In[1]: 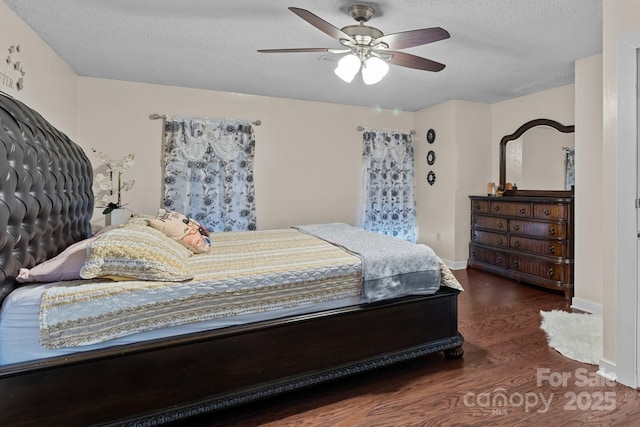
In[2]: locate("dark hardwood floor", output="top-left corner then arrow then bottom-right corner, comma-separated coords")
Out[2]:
173,269 -> 640,426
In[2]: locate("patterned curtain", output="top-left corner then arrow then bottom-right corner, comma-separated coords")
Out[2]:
565,148 -> 575,191
358,129 -> 417,242
162,117 -> 257,232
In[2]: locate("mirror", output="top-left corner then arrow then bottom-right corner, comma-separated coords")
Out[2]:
499,118 -> 575,197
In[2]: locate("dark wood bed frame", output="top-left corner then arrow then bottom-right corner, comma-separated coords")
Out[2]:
0,92 -> 463,426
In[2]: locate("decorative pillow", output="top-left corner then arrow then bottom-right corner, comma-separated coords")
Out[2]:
439,258 -> 464,291
80,223 -> 193,282
149,210 -> 211,253
16,236 -> 98,283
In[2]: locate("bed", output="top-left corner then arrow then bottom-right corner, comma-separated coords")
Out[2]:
0,92 -> 463,426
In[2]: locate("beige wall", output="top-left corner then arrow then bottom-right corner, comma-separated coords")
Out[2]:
452,101 -> 493,263
77,77 -> 415,231
0,1 -> 78,138
414,101 -> 456,261
413,100 -> 491,266
574,54 -> 604,311
77,84 -> 495,268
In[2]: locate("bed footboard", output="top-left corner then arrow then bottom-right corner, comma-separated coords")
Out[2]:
0,287 -> 462,427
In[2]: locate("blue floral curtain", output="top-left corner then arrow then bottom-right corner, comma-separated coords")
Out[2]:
358,129 -> 417,242
162,117 -> 257,232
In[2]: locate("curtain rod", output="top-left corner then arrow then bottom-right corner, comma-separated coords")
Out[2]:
149,114 -> 261,126
357,126 -> 416,135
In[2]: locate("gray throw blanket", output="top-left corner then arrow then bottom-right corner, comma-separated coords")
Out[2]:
294,223 -> 441,301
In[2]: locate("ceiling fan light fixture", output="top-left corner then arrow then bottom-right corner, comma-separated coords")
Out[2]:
361,56 -> 389,85
334,53 -> 361,83
260,7 -> 449,84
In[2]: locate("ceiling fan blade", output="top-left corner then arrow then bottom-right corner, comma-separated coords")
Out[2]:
288,7 -> 355,43
386,51 -> 446,72
375,27 -> 450,50
258,48 -> 335,53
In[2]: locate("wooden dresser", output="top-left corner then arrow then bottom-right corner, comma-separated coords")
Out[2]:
468,195 -> 574,300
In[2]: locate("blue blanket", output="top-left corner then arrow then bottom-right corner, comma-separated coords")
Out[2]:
294,223 -> 441,301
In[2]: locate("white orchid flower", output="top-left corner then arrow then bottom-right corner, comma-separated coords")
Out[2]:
94,173 -> 113,191
121,179 -> 136,192
92,149 -> 136,210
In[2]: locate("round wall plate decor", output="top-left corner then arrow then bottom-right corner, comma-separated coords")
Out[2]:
427,128 -> 436,144
427,150 -> 436,165
427,170 -> 436,186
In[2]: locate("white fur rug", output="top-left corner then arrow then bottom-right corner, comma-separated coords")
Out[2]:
540,310 -> 603,365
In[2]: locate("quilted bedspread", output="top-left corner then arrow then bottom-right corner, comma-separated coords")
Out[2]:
39,229 -> 362,349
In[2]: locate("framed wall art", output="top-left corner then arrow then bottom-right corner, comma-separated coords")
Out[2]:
426,128 -> 436,144
427,150 -> 436,166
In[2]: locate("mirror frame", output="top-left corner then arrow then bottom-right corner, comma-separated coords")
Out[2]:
499,118 -> 575,197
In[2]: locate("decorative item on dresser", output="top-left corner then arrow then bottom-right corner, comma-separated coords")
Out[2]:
468,195 -> 574,300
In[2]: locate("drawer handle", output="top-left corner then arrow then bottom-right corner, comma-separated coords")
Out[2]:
498,238 -> 504,245
549,246 -> 556,254
498,222 -> 504,229
473,232 -> 477,241
475,204 -> 481,210
548,228 -> 555,236
494,205 -> 500,212
512,259 -> 519,268
513,224 -> 520,231
496,256 -> 502,264
519,208 -> 526,215
513,240 -> 520,248
547,268 -> 554,277
544,208 -> 551,216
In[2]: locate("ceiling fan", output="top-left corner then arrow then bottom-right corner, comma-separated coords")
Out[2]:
258,5 -> 450,85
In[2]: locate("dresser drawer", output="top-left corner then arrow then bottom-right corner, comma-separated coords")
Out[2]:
472,200 -> 489,214
472,215 -> 507,232
508,256 -> 567,282
509,235 -> 567,257
489,201 -> 531,217
533,203 -> 569,220
469,246 -> 507,269
471,230 -> 508,248
510,219 -> 566,239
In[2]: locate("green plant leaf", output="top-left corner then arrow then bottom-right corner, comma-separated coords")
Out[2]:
102,202 -> 120,215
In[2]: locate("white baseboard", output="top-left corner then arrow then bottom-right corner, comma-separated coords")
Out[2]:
444,259 -> 467,270
570,298 -> 603,315
597,359 -> 617,382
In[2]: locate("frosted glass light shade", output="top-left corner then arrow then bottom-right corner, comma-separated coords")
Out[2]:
334,54 -> 361,83
362,56 -> 389,85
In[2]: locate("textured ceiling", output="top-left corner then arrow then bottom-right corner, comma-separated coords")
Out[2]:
4,0 -> 602,111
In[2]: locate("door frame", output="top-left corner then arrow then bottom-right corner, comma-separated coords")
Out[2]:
616,30 -> 640,388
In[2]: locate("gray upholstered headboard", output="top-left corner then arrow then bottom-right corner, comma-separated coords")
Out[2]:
0,92 -> 93,302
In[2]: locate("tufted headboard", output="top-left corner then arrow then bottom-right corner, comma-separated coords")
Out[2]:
0,92 -> 93,302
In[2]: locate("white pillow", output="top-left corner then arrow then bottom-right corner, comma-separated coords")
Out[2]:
16,236 -> 97,283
